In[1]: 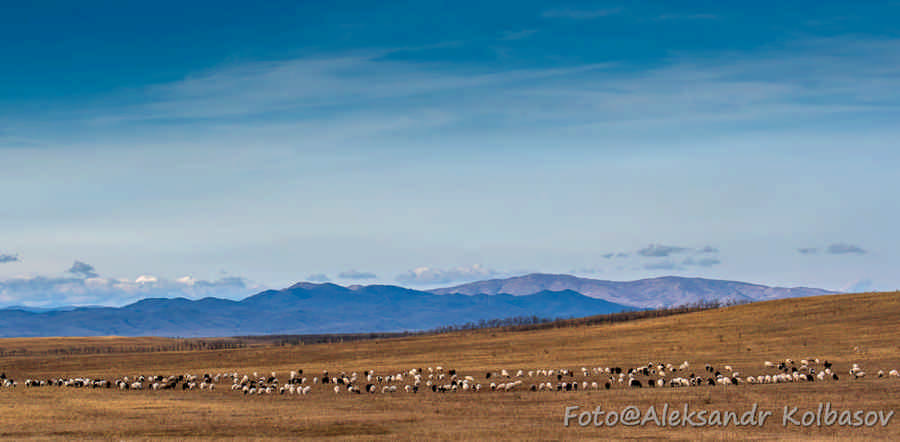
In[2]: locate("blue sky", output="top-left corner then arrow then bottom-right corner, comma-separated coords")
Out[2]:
1,1 -> 899,306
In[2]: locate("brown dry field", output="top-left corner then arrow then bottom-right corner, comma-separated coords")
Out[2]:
1,291 -> 899,441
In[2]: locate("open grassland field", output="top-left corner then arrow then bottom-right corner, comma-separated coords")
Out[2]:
1,291 -> 899,440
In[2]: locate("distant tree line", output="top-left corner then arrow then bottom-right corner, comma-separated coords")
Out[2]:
232,332 -> 422,346
0,339 -> 248,357
424,299 -> 748,334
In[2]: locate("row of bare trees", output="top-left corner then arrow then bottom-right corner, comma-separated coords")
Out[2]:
426,299 -> 747,333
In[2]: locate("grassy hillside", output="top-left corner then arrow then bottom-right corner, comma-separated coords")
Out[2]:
1,291 -> 898,440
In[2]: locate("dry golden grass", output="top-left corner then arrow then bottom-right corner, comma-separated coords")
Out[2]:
1,291 -> 899,440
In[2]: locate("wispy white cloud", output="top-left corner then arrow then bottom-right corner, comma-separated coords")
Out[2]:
67,260 -> 98,278
306,273 -> 330,282
798,243 -> 868,255
0,261 -> 260,307
14,36 -> 894,151
395,264 -> 497,285
89,54 -> 612,125
637,244 -> 691,257
826,243 -> 867,255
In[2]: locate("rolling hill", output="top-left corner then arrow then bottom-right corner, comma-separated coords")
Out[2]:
430,273 -> 836,307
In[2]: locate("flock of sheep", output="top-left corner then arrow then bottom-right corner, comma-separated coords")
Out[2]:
3,358 -> 899,396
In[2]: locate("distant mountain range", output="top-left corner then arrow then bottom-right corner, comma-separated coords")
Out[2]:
0,274 -> 836,338
0,282 -> 631,338
430,274 -> 835,308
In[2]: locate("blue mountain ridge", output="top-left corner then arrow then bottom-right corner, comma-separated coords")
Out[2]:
0,282 -> 632,338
